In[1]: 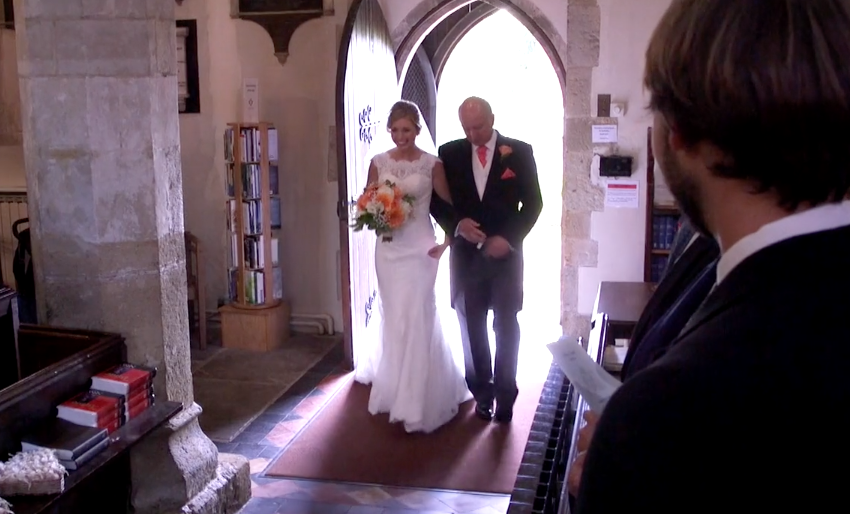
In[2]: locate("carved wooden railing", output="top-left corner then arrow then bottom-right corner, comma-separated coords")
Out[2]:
233,0 -> 334,65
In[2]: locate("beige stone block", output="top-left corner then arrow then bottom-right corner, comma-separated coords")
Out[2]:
144,0 -> 177,19
86,78 -> 156,152
565,117 -> 594,153
561,263 -> 579,308
17,0 -> 83,20
562,237 -> 598,268
566,4 -> 600,68
91,156 -> 159,241
562,210 -> 592,238
565,67 -> 592,117
564,150 -> 593,181
151,76 -> 181,148
562,313 -> 592,342
54,19 -> 152,76
82,0 -> 148,18
21,76 -> 90,148
563,151 -> 605,211
568,182 -> 604,213
13,19 -> 56,77
150,18 -> 178,76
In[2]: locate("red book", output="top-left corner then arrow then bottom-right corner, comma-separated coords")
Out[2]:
124,399 -> 151,423
56,389 -> 123,426
90,364 -> 156,396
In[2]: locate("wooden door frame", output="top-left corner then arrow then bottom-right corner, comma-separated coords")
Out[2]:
335,0 -> 363,370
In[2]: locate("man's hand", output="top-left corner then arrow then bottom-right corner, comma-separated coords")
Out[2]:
483,235 -> 512,259
457,218 -> 486,244
567,410 -> 601,496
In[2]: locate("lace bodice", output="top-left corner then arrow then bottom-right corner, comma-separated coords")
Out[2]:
373,152 -> 438,237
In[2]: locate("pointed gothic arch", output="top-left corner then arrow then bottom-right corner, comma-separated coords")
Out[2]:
389,0 -> 602,339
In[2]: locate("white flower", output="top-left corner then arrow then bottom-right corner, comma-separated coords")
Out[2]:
377,184 -> 393,197
366,200 -> 384,215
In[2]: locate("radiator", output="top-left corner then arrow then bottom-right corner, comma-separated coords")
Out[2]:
0,192 -> 28,288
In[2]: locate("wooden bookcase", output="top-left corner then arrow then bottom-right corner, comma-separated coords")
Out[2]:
644,126 -> 682,283
219,122 -> 289,351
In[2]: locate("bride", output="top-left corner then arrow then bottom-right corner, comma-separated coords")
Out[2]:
354,100 -> 471,433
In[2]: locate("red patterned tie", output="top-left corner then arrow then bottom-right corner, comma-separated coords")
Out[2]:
476,145 -> 487,166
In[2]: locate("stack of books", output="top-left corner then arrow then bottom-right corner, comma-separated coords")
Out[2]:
15,363 -> 157,472
89,363 -> 156,424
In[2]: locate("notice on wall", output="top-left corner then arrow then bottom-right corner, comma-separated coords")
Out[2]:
604,180 -> 640,209
242,78 -> 260,123
592,124 -> 618,144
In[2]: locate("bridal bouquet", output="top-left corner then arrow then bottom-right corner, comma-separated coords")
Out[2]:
351,180 -> 415,241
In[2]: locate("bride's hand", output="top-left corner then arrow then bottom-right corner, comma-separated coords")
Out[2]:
427,243 -> 448,259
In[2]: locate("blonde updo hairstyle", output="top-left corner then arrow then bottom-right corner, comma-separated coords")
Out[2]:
387,100 -> 422,134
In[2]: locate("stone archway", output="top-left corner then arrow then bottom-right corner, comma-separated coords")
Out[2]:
391,0 -> 603,339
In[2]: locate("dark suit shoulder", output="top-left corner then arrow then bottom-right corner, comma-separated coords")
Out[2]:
497,135 -> 532,152
575,362 -> 713,513
438,139 -> 466,155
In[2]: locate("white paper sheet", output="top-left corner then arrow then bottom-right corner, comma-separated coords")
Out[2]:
547,336 -> 622,413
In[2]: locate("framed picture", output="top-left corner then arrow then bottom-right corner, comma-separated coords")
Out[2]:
176,20 -> 201,114
2,0 -> 14,29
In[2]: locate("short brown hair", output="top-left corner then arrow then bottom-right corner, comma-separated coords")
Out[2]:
387,100 -> 422,132
644,0 -> 850,209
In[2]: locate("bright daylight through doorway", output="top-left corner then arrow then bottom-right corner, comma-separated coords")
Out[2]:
433,9 -> 564,374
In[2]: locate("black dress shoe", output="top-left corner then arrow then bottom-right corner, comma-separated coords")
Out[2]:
495,408 -> 513,423
475,402 -> 494,421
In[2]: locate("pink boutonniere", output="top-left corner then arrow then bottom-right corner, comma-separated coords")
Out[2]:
498,145 -> 513,159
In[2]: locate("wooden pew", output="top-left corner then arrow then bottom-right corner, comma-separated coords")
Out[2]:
0,325 -> 181,514
557,281 -> 654,514
0,287 -> 19,390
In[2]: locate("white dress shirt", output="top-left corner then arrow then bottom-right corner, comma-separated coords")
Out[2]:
472,131 -> 499,199
717,199 -> 850,283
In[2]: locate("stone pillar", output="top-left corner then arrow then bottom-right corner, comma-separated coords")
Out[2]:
13,0 -> 249,512
562,0 -> 602,340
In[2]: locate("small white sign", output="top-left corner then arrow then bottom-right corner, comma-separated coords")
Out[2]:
242,78 -> 260,123
592,124 -> 618,144
604,180 -> 640,209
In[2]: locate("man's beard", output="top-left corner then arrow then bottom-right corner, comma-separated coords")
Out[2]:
658,144 -> 712,238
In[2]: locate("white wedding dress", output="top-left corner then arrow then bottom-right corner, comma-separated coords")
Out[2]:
354,151 -> 471,433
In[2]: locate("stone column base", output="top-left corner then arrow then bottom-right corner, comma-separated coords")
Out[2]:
132,403 -> 251,513
182,453 -> 251,514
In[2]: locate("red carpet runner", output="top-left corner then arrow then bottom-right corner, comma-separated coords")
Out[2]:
265,373 -> 547,493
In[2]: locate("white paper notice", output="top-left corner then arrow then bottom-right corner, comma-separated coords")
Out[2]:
242,78 -> 260,123
604,180 -> 640,209
547,336 -> 622,413
592,124 -> 618,144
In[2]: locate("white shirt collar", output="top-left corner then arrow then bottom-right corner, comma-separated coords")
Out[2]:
479,130 -> 498,153
717,200 -> 850,283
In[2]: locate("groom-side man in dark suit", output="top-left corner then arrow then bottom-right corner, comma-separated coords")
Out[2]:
430,97 -> 543,423
576,1 -> 850,511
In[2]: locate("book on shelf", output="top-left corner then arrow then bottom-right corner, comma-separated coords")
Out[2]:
60,438 -> 109,471
21,418 -> 107,462
224,126 -> 278,163
223,122 -> 284,306
90,363 -> 156,396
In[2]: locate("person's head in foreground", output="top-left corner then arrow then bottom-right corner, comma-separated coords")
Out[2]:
644,0 -> 850,250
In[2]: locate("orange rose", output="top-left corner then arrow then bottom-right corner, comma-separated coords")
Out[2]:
375,190 -> 393,210
387,208 -> 405,228
356,191 -> 370,210
498,145 -> 513,158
